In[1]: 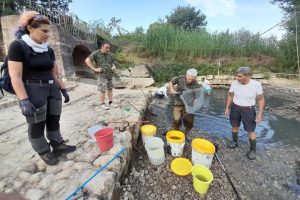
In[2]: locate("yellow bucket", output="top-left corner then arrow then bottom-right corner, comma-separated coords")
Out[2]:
140,124 -> 157,144
191,164 -> 213,195
166,130 -> 185,143
170,158 -> 192,176
192,138 -> 215,168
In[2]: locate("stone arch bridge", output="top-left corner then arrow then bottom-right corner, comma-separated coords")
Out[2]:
0,14 -> 97,79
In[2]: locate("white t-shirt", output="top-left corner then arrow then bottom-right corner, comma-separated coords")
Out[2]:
201,79 -> 211,89
229,79 -> 263,106
156,86 -> 168,98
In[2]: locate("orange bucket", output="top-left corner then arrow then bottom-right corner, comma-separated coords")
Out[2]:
94,128 -> 114,152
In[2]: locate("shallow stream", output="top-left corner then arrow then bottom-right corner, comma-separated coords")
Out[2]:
162,88 -> 300,147
193,88 -> 300,147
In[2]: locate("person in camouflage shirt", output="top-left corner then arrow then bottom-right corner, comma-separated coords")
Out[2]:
169,68 -> 201,136
85,42 -> 117,109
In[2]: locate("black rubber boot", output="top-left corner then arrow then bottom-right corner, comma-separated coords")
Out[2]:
228,132 -> 238,149
50,140 -> 76,156
39,150 -> 59,165
247,139 -> 256,160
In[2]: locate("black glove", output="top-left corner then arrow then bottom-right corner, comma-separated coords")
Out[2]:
19,98 -> 36,116
61,89 -> 70,103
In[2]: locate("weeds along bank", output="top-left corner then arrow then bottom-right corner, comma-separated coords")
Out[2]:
114,24 -> 298,78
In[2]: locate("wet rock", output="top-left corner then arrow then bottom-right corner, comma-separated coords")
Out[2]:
273,180 -> 282,190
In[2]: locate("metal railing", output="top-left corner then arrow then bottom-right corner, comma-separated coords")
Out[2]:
22,2 -> 97,42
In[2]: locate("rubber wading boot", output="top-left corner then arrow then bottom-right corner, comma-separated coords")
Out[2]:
228,132 -> 238,149
39,151 -> 59,165
50,140 -> 76,156
247,139 -> 256,160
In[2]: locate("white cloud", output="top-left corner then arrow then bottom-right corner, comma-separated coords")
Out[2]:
184,0 -> 237,17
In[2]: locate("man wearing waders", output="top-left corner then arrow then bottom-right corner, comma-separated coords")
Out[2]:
8,11 -> 76,165
224,67 -> 265,160
169,68 -> 201,139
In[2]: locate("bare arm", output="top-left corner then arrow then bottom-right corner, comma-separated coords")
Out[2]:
51,63 -> 65,89
8,61 -> 28,100
85,57 -> 101,72
256,94 -> 265,123
224,92 -> 234,116
111,63 -> 117,72
168,80 -> 177,95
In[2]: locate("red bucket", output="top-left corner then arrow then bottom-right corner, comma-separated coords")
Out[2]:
94,128 -> 114,152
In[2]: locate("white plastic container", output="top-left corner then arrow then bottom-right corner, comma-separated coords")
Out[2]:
140,124 -> 157,145
145,137 -> 165,165
87,125 -> 103,140
192,138 -> 216,168
169,142 -> 185,157
166,130 -> 185,157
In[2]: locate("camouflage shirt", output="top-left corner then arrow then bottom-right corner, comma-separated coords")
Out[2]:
89,50 -> 115,79
172,75 -> 201,106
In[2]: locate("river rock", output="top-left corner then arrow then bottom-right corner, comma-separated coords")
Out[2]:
84,171 -> 115,196
25,189 -> 45,200
38,174 -> 54,189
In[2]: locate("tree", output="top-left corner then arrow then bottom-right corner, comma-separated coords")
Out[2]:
134,26 -> 144,34
272,0 -> 298,13
165,5 -> 207,31
107,17 -> 128,36
272,0 -> 299,33
37,0 -> 73,13
0,0 -> 72,17
0,0 -> 31,16
272,0 -> 300,74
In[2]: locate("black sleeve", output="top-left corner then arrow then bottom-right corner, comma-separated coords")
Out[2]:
7,40 -> 25,62
48,47 -> 56,61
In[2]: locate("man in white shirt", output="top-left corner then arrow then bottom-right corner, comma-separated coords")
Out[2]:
224,67 -> 265,160
155,83 -> 168,99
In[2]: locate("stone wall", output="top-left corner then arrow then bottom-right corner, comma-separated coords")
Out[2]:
0,14 -> 97,79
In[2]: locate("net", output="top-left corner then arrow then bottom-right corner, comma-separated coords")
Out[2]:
180,88 -> 205,114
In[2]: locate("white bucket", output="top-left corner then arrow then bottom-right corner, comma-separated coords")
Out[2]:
192,149 -> 214,168
145,137 -> 165,165
191,139 -> 215,169
168,141 -> 185,157
142,135 -> 154,145
87,125 -> 103,140
166,130 -> 185,157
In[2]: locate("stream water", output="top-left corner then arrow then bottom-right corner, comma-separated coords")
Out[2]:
193,88 -> 300,147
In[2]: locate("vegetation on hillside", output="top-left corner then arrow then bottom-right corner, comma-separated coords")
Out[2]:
1,2 -> 299,83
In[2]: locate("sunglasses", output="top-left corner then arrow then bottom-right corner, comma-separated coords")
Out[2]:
28,14 -> 47,25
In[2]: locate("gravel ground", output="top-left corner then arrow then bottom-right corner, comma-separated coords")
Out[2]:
120,87 -> 300,200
